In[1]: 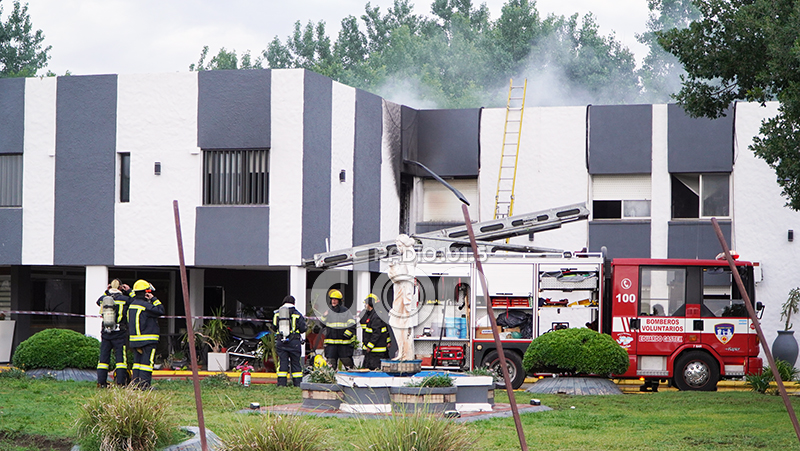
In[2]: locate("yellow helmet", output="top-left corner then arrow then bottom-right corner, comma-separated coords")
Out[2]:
133,279 -> 155,293
366,293 -> 379,306
328,289 -> 343,299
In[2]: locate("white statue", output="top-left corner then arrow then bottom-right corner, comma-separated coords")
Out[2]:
388,234 -> 418,361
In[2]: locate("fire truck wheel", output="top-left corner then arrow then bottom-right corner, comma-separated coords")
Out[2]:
673,351 -> 719,391
483,351 -> 525,389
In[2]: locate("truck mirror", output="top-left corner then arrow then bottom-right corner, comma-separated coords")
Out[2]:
756,301 -> 764,311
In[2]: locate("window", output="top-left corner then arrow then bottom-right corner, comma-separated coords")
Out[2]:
120,153 -> 130,203
0,154 -> 22,207
702,266 -> 752,318
639,267 -> 686,317
203,149 -> 268,205
592,175 -> 651,219
672,174 -> 729,219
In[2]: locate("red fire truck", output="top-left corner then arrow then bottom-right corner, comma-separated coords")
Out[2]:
309,204 -> 763,390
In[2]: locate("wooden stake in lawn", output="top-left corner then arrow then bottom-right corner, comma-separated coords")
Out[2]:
173,200 -> 209,451
711,218 -> 800,445
462,204 -> 528,451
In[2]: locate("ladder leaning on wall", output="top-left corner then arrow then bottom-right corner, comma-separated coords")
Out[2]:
494,78 -> 527,220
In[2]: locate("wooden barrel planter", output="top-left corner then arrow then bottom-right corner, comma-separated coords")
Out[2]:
390,386 -> 457,413
381,359 -> 421,376
300,382 -> 343,410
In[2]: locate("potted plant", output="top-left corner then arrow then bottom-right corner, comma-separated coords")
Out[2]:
199,308 -> 230,372
773,287 -> 800,366
256,332 -> 278,372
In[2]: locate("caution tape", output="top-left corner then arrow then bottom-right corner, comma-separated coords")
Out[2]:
0,310 -> 274,322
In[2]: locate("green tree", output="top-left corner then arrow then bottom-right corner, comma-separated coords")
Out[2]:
0,0 -> 50,77
636,0 -> 700,102
660,0 -> 800,210
189,46 -> 262,71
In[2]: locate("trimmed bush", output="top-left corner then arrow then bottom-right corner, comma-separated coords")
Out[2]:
75,386 -> 181,451
12,328 -> 99,370
523,328 -> 629,376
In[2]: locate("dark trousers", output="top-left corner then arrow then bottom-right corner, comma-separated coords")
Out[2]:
97,334 -> 129,385
276,338 -> 303,387
131,344 -> 156,388
324,344 -> 354,370
363,351 -> 389,370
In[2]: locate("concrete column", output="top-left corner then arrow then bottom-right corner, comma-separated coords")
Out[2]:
289,266 -> 307,358
188,268 -> 205,332
85,266 -> 108,340
289,266 -> 307,316
354,270 -> 371,343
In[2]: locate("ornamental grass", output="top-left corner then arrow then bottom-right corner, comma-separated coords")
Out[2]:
354,408 -> 476,451
223,414 -> 325,451
75,386 -> 180,451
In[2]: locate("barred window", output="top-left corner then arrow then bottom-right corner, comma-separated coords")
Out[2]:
203,149 -> 269,205
0,154 -> 22,207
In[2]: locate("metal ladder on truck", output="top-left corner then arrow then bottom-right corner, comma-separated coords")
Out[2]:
305,203 -> 589,269
494,78 -> 527,220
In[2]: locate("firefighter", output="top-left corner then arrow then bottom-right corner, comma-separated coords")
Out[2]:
320,289 -> 356,369
128,279 -> 164,389
272,295 -> 307,387
96,279 -> 132,387
359,293 -> 391,370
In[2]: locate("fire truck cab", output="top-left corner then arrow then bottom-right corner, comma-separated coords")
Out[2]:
606,258 -> 762,391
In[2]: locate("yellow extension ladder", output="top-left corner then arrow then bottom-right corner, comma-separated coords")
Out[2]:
493,78 -> 527,219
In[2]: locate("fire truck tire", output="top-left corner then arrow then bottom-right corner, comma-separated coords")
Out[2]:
483,351 -> 526,389
673,351 -> 719,391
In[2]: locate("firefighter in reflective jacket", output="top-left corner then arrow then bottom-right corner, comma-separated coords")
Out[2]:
96,279 -> 132,387
272,295 -> 307,387
321,289 -> 356,369
359,293 -> 391,370
128,280 -> 164,388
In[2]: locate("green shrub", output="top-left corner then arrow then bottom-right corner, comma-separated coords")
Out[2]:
406,374 -> 454,388
75,386 -> 181,451
745,359 -> 799,394
354,409 -> 476,451
0,367 -> 26,379
306,365 -> 337,384
223,414 -> 325,451
523,328 -> 629,376
12,328 -> 100,370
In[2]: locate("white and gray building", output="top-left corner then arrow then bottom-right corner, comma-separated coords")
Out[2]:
0,68 -> 796,359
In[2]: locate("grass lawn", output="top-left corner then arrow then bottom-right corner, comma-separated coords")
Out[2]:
1,376 -> 800,450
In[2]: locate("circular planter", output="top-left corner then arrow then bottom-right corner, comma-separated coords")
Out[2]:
381,359 -> 422,376
772,330 -> 799,367
300,382 -> 343,411
390,386 -> 457,413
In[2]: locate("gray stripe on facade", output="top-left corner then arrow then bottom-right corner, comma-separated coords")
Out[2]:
197,69 -> 271,149
353,88 -> 383,273
588,222 -> 651,258
0,208 -> 22,264
54,75 -> 117,266
416,109 -> 480,177
302,71 -> 332,259
195,206 -> 270,265
0,78 -> 24,154
668,221 -> 731,259
588,105 -> 652,174
668,104 -> 733,173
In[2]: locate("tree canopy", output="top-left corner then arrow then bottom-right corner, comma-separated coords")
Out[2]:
0,0 -> 50,77
660,0 -> 800,210
192,0 -> 676,108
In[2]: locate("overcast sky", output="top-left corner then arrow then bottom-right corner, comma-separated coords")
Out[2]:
24,0 -> 651,77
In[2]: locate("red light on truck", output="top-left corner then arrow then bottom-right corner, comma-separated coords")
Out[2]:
688,335 -> 698,342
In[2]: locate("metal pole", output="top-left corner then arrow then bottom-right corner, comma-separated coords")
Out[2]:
711,218 -> 800,444
173,200 -> 209,451
463,204 -> 529,451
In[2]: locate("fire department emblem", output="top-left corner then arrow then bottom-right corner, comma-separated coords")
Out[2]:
715,323 -> 734,344
616,333 -> 633,349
